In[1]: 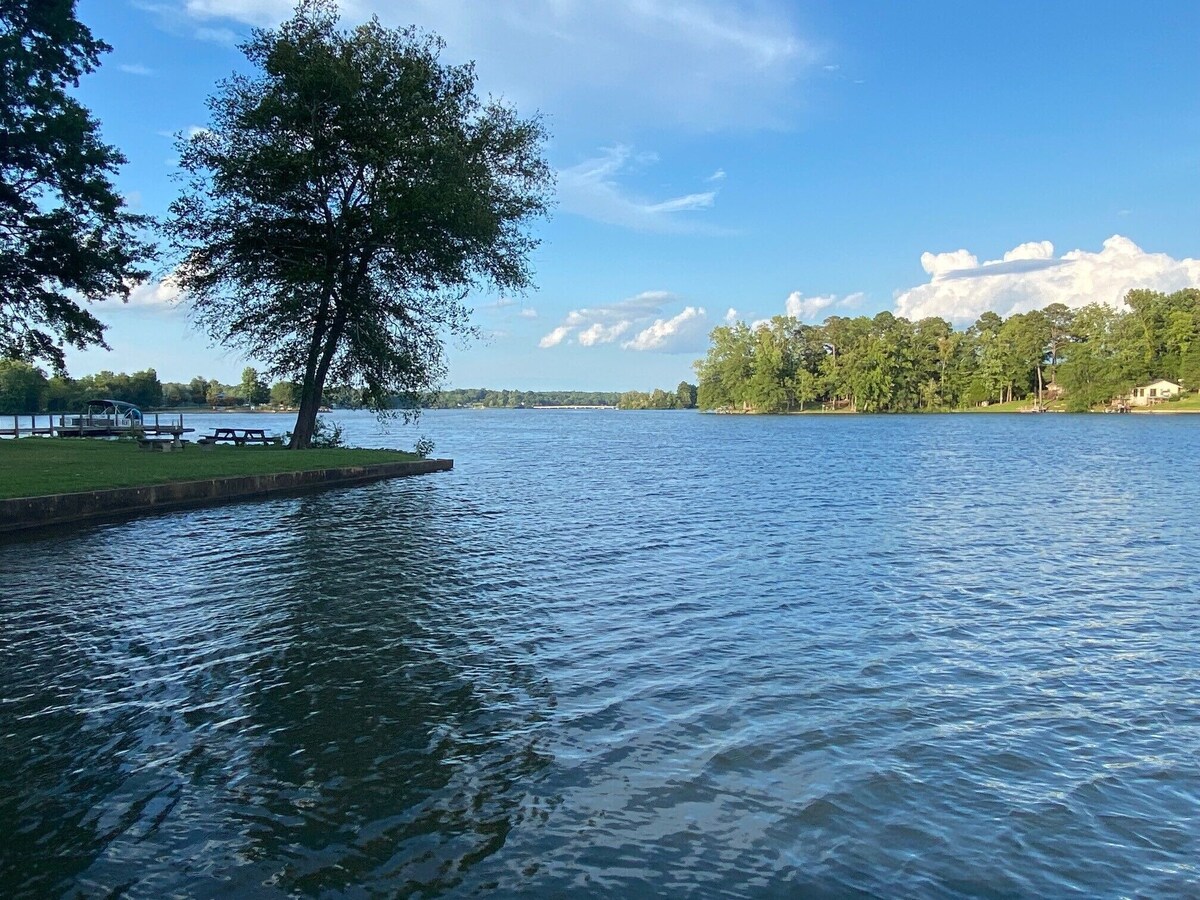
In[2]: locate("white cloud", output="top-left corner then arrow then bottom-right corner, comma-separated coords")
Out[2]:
116,275 -> 183,311
707,168 -> 727,182
1003,240 -> 1054,262
579,321 -> 632,346
181,0 -> 291,24
724,307 -> 739,324
518,308 -> 538,319
896,235 -> 1200,324
538,325 -> 573,349
133,1 -> 240,43
784,292 -> 835,321
558,146 -> 721,233
920,249 -> 979,278
622,306 -> 709,352
167,0 -> 817,131
782,290 -> 866,322
540,290 -> 708,352
119,63 -> 155,76
193,25 -> 238,44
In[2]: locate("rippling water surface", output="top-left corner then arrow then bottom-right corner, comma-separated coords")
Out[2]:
3,411 -> 1199,896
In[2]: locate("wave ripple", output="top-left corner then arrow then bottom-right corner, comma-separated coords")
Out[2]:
2,411 -> 1199,896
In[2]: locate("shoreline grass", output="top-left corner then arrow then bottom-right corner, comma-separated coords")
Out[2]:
0,438 -> 419,500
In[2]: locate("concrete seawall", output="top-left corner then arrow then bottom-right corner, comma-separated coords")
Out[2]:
0,458 -> 453,534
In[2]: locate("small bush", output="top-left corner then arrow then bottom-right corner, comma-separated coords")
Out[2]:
310,417 -> 346,448
286,416 -> 346,448
413,436 -> 435,458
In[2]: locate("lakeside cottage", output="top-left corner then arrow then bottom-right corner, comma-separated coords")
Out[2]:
1128,379 -> 1181,406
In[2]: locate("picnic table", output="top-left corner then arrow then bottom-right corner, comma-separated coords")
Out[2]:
137,435 -> 182,452
197,427 -> 280,447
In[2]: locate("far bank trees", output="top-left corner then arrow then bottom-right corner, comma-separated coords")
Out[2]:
167,0 -> 552,447
694,289 -> 1200,413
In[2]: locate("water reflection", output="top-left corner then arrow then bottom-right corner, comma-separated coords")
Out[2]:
3,412 -> 1200,896
1,483 -> 552,895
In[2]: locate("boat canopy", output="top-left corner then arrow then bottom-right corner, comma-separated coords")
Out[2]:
83,399 -> 143,422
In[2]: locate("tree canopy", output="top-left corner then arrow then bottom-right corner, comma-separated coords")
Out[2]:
0,0 -> 153,373
167,0 -> 553,447
694,289 -> 1200,413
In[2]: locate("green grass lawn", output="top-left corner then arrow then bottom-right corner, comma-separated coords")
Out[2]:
1145,393 -> 1200,411
0,438 -> 419,500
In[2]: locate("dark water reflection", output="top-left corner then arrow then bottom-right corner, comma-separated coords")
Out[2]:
2,481 -> 553,896
2,411 -> 1200,896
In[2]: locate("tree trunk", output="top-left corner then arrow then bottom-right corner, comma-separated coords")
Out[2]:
288,278 -> 335,449
289,247 -> 367,448
290,334 -> 328,448
290,305 -> 349,448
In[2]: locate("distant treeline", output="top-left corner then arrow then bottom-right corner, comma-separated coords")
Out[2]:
425,388 -> 620,408
0,364 -> 701,416
695,290 -> 1200,413
423,385 -> 697,409
0,364 -> 327,415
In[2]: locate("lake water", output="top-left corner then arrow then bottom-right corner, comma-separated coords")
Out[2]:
2,410 -> 1198,896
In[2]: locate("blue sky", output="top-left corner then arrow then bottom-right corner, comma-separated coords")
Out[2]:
66,0 -> 1200,390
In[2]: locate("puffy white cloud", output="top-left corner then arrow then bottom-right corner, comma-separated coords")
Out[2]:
112,275 -> 183,312
579,321 -> 632,346
558,146 -> 720,233
622,306 -> 709,353
540,290 -> 708,352
784,292 -> 835,320
920,249 -> 979,278
896,236 -> 1200,324
168,0 -> 816,131
724,307 -> 739,324
782,290 -> 865,323
1003,240 -> 1054,262
538,325 -> 573,349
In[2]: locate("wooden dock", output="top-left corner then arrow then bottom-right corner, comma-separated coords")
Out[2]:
1,413 -> 194,439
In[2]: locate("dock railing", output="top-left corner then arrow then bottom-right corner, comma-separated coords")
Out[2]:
2,412 -> 188,438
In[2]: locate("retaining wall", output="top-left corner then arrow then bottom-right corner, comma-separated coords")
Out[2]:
0,459 -> 452,534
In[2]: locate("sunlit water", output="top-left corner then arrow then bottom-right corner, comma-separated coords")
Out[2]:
2,410 -> 1199,896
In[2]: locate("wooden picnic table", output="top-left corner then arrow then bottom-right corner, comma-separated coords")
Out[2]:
137,435 -> 182,452
198,427 -> 279,447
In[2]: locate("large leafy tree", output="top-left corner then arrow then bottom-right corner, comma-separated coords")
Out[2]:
167,0 -> 552,447
0,359 -> 48,413
0,0 -> 152,373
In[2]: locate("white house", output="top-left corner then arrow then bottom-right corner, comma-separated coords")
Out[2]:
1128,379 -> 1181,406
